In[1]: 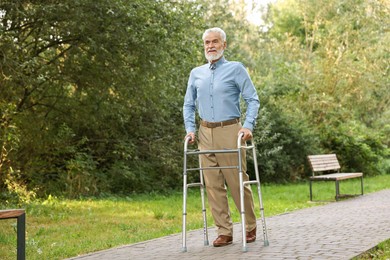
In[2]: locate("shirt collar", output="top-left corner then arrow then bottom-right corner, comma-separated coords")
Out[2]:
209,57 -> 226,70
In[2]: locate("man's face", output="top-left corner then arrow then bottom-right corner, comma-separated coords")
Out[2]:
203,32 -> 226,63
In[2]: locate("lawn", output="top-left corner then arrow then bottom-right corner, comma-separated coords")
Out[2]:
1,175 -> 389,260
353,239 -> 390,260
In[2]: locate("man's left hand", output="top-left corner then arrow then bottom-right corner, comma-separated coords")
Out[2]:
238,128 -> 253,141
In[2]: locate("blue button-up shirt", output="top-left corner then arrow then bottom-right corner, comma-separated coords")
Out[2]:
183,57 -> 260,134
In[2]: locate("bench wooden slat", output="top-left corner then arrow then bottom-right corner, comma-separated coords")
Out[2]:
0,209 -> 25,219
308,153 -> 337,158
311,164 -> 340,172
308,154 -> 341,172
310,172 -> 363,181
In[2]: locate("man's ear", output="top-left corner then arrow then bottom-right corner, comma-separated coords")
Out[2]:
223,41 -> 227,49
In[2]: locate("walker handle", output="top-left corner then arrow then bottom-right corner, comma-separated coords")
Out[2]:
237,132 -> 244,148
184,135 -> 192,150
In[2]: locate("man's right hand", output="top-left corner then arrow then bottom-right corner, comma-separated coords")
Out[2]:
185,132 -> 196,144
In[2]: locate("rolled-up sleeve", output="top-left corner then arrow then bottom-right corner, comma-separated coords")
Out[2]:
183,71 -> 197,133
235,64 -> 260,131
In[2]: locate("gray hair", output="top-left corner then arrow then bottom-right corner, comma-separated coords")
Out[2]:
202,27 -> 226,42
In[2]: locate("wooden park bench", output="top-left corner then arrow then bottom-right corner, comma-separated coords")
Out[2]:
307,154 -> 363,201
0,209 -> 26,260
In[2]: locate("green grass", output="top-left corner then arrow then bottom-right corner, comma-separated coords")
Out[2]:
353,239 -> 390,260
1,175 -> 389,260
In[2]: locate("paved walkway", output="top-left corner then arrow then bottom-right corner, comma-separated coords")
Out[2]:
68,189 -> 390,260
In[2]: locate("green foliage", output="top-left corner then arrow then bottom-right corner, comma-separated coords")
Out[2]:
322,122 -> 390,175
267,0 -> 305,42
0,0 -> 388,199
254,106 -> 321,182
0,0 -> 203,197
257,0 -> 389,179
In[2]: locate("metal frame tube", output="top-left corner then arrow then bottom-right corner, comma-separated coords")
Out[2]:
251,141 -> 269,247
17,213 -> 26,260
237,133 -> 248,252
181,136 -> 190,252
199,160 -> 209,246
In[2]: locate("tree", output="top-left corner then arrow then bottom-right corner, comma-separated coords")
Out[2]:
0,0 -> 204,198
262,0 -> 390,176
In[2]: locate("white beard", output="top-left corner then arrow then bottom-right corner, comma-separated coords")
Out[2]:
205,49 -> 224,62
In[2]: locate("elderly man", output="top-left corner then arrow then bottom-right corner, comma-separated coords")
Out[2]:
183,27 -> 260,247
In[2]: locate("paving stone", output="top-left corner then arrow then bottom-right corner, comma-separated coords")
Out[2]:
67,189 -> 390,260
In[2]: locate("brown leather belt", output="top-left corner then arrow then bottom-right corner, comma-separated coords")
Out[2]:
200,118 -> 240,128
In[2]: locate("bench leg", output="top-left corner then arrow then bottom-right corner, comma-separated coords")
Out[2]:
17,213 -> 26,260
361,176 -> 364,195
335,181 -> 340,201
309,180 -> 313,201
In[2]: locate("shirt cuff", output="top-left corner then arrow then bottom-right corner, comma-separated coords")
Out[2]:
186,127 -> 196,134
243,121 -> 254,132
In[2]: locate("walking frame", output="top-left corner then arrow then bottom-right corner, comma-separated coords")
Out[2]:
181,133 -> 269,252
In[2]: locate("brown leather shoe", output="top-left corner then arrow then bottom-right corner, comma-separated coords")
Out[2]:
213,235 -> 233,247
246,227 -> 256,243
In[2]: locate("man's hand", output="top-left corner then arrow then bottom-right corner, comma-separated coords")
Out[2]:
185,132 -> 196,144
238,128 -> 252,141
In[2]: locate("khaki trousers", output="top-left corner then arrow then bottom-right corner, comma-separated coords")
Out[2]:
198,123 -> 257,237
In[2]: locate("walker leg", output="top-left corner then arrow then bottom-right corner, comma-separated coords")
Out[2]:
240,175 -> 248,252
182,173 -> 187,252
182,150 -> 188,252
199,162 -> 209,246
238,147 -> 248,252
252,144 -> 269,246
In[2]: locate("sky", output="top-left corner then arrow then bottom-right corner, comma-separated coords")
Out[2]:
245,0 -> 278,25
